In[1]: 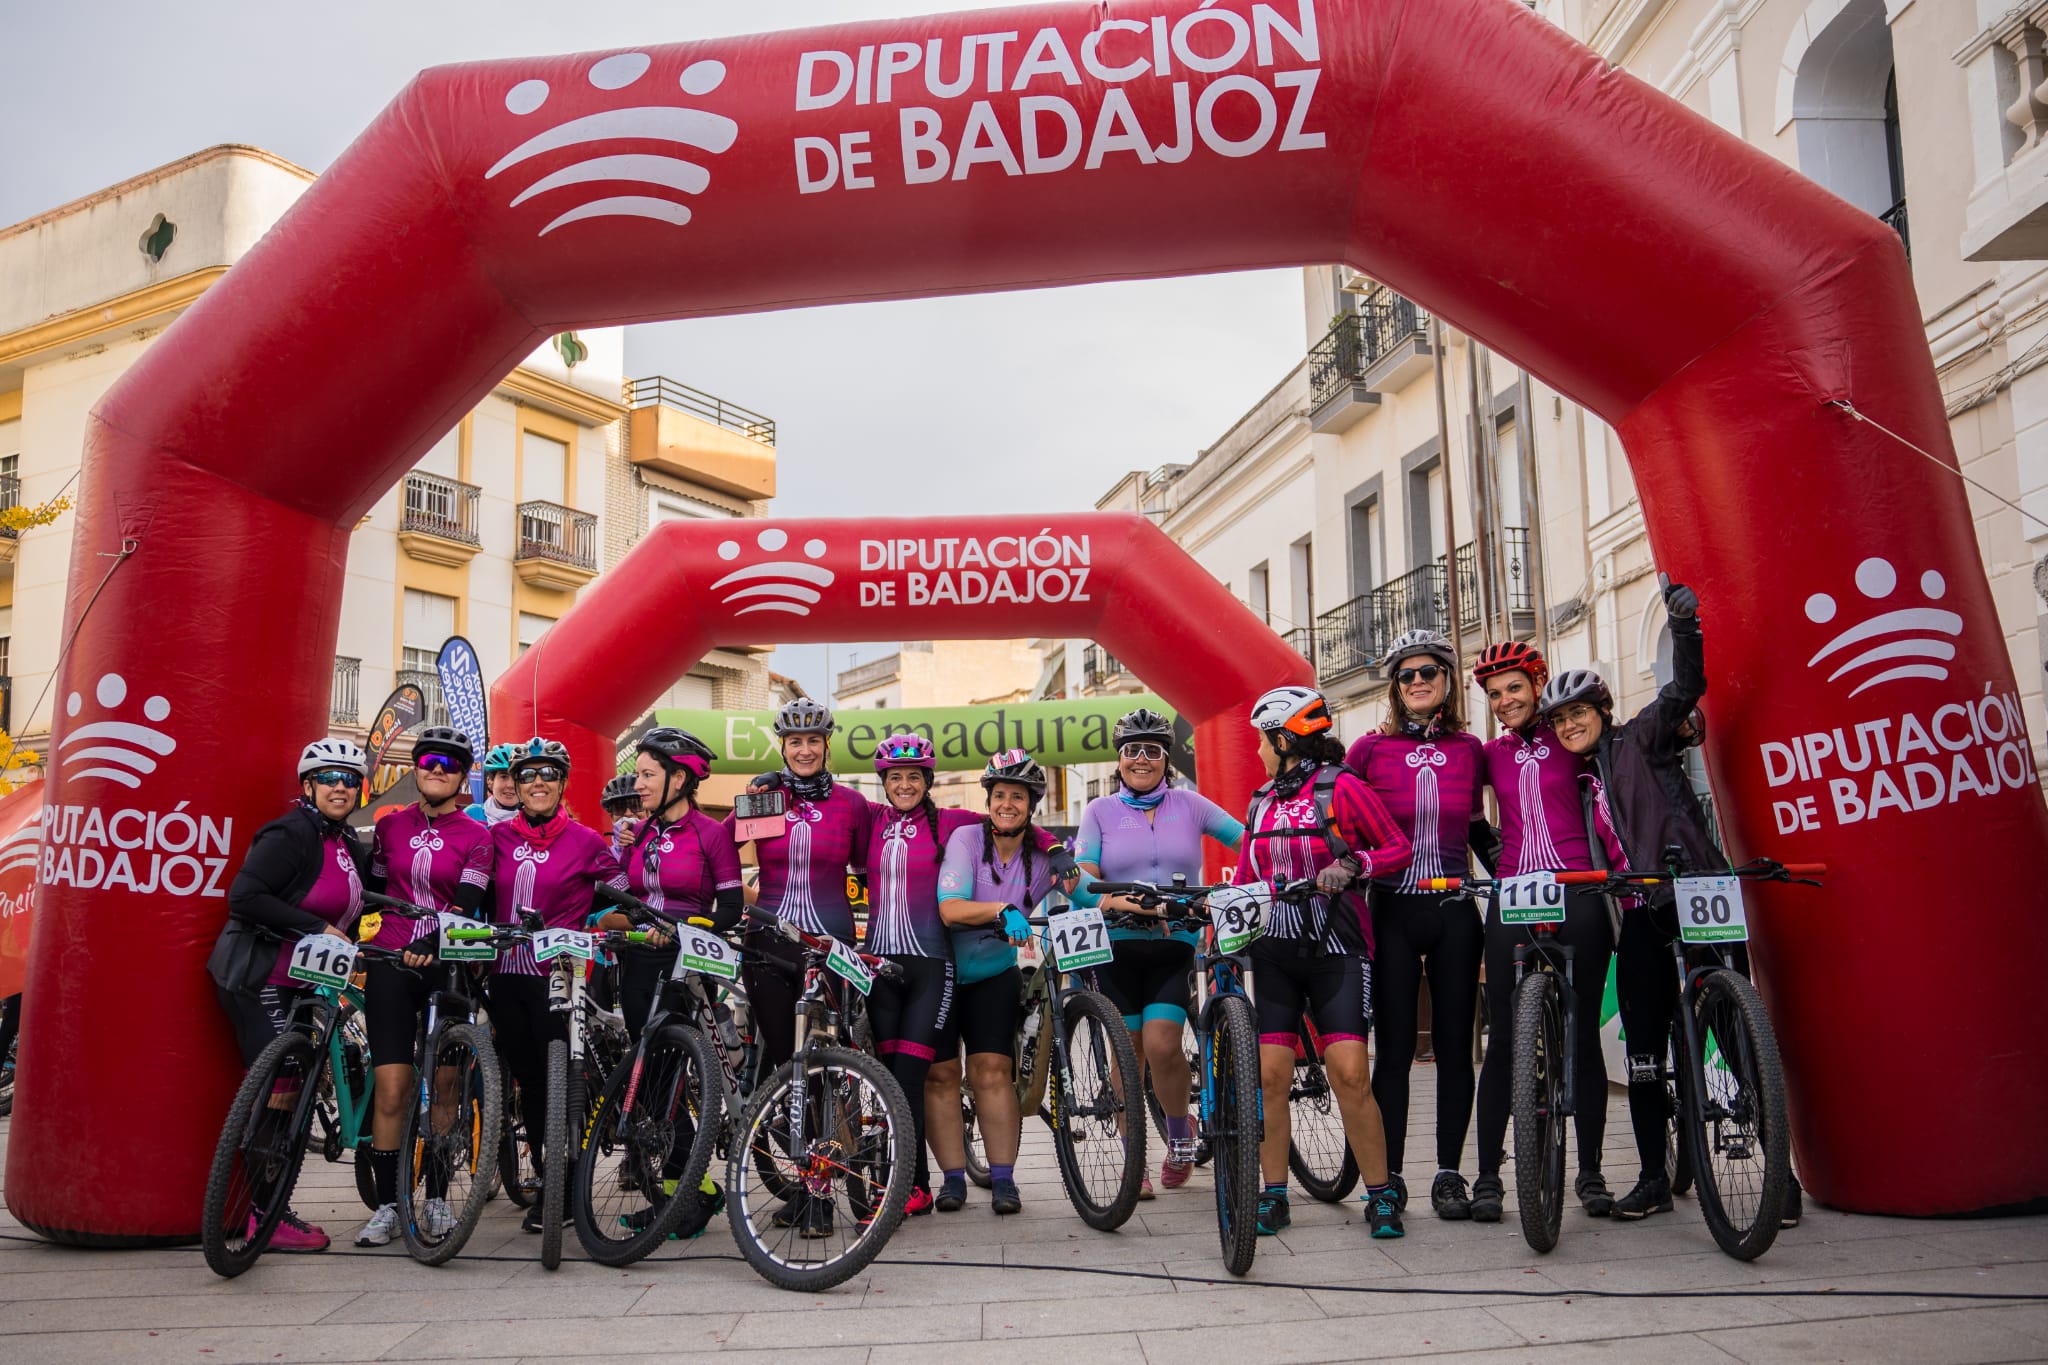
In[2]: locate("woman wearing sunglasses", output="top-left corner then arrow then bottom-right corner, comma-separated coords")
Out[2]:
1343,632 -> 1493,1223
352,727 -> 493,1247
1071,707 -> 1243,1197
205,738 -> 376,1252
861,732 -> 980,1216
484,736 -> 630,1233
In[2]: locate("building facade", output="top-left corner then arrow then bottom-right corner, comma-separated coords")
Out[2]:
834,638 -> 1042,807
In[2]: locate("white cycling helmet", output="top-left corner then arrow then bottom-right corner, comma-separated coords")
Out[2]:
298,737 -> 369,778
1248,685 -> 1333,738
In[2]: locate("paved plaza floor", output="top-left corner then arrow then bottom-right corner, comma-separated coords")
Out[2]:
2,1067 -> 2044,1364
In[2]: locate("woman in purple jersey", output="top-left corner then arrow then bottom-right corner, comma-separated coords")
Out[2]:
727,699 -> 872,1074
1466,640 -> 1616,1226
1346,632 -> 1497,1223
483,736 -> 629,1234
862,732 -> 979,1217
354,726 -> 492,1248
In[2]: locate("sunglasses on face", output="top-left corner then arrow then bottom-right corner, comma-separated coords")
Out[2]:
416,754 -> 467,776
515,765 -> 566,784
1119,742 -> 1168,761
310,770 -> 363,790
1396,664 -> 1446,685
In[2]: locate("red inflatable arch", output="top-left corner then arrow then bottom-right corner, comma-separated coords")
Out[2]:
12,0 -> 2045,1240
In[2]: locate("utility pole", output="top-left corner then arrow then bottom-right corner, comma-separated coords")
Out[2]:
1429,316 -> 1465,672
1464,336 -> 1500,646
1516,367 -> 1553,659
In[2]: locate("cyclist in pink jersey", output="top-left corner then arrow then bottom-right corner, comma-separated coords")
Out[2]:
482,736 -> 629,1234
1467,640 -> 1616,1225
1345,632 -> 1496,1223
1236,687 -> 1413,1241
726,698 -> 872,1074
353,726 -> 492,1247
862,732 -> 980,1216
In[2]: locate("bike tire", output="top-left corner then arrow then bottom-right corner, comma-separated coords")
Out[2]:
1287,1022 -> 1358,1203
574,1023 -> 722,1266
540,1039 -> 570,1270
498,1063 -> 538,1209
1510,972 -> 1567,1254
202,1029 -> 319,1278
726,1045 -> 914,1292
1208,994 -> 1262,1277
398,1021 -> 502,1266
1050,989 -> 1146,1231
962,1087 -> 991,1188
1688,970 -> 1790,1261
1667,1021 -> 1695,1199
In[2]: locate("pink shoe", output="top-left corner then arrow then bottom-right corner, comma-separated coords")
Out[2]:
1138,1174 -> 1156,1201
263,1208 -> 330,1252
1161,1159 -> 1193,1190
905,1187 -> 935,1217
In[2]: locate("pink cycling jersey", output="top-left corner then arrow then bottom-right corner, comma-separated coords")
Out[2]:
489,811 -> 627,976
1483,725 -> 1595,874
369,804 -> 491,949
268,830 -> 363,986
725,783 -> 871,942
865,803 -> 981,959
1345,730 -> 1487,888
1232,764 -> 1411,957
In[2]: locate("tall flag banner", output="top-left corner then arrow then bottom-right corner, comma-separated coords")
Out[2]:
436,635 -> 490,804
364,683 -> 426,801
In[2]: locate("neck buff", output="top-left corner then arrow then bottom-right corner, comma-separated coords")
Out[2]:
1401,708 -> 1448,741
295,796 -> 352,838
1117,783 -> 1168,811
782,768 -> 834,803
1272,757 -> 1321,800
514,807 -> 572,847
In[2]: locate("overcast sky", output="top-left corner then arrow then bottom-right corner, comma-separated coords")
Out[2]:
4,1 -> 1306,699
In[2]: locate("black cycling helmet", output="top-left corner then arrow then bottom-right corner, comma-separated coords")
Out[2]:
601,774 -> 640,810
516,735 -> 572,773
772,697 -> 835,737
981,748 -> 1048,802
636,725 -> 716,779
1537,669 -> 1613,717
411,725 -> 475,767
1113,707 -> 1174,750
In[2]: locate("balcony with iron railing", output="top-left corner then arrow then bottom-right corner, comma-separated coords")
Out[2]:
514,500 -> 599,591
1308,291 -> 1432,433
332,656 -> 361,727
837,653 -> 901,697
395,668 -> 451,726
624,374 -> 777,500
398,471 -> 483,566
1880,198 -> 1908,260
1082,645 -> 1131,691
1307,528 -> 1536,683
0,475 -> 19,564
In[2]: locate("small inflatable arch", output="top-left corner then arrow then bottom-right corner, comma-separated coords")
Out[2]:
11,0 -> 2044,1240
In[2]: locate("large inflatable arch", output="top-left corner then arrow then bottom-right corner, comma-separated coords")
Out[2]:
11,0 -> 2045,1240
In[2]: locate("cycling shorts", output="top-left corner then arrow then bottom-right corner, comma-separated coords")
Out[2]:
1248,942 -> 1372,1049
935,964 -> 1021,1061
1095,936 -> 1195,1030
364,958 -> 434,1068
867,954 -> 956,1063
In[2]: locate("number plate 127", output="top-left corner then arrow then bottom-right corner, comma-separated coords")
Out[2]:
1047,908 -> 1112,971
1496,872 -> 1565,924
1676,876 -> 1748,943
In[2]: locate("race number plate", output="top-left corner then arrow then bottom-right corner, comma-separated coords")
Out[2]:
1676,876 -> 1748,944
676,926 -> 741,981
1496,872 -> 1566,924
1212,887 -> 1269,955
287,935 -> 360,989
532,928 -> 595,963
825,937 -> 874,996
439,911 -> 496,961
1047,908 -> 1112,971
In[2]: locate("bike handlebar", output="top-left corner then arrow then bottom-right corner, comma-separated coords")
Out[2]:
742,908 -> 901,979
1425,859 -> 1828,897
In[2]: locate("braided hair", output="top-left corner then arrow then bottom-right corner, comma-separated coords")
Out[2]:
981,811 -> 1038,892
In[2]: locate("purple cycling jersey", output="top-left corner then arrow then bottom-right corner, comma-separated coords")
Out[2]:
369,804 -> 492,949
865,802 -> 981,959
268,830 -> 363,985
725,783 -> 871,942
489,811 -> 628,975
1483,725 -> 1596,874
627,809 -> 743,920
1345,730 -> 1488,888
1073,788 -> 1243,943
938,821 -> 1062,984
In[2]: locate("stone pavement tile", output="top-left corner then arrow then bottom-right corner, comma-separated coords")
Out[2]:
1136,1304 -> 1530,1363
0,1264 -> 234,1300
854,1260 -> 1179,1308
1755,1260 -> 2048,1323
391,1310 -> 740,1358
1308,1269 -> 1574,1318
1371,1221 -> 1714,1277
1481,1283 -> 1802,1346
997,1229 -> 1225,1267
874,1332 -> 1146,1363
1698,1304 -> 2048,1364
1907,1222 -> 2048,1264
210,1252 -> 528,1294
980,1283 -> 1324,1338
0,1289 -> 361,1334
1536,1231 -> 1994,1295
1139,1207 -> 1260,1237
316,1282 -> 655,1324
1159,1245 -> 1408,1290
536,1352 -> 868,1365
1380,1330 -> 1744,1363
0,1320 -> 422,1364
721,1300 -> 981,1349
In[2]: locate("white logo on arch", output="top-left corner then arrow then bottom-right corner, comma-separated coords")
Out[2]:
58,673 -> 176,789
1804,558 -> 1964,697
711,529 -> 835,617
489,53 -> 736,237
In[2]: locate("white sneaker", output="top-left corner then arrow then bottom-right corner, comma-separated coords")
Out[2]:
355,1204 -> 398,1247
422,1197 -> 458,1238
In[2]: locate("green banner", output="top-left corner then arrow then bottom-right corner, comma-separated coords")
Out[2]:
651,696 -> 1182,773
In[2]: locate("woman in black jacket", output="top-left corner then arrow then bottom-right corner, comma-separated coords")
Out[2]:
205,738 -> 374,1252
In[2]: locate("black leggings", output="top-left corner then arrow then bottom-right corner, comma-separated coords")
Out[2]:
867,954 -> 955,1191
217,983 -> 306,1067
1475,887 -> 1613,1178
740,926 -> 806,1073
618,946 -> 671,1040
486,973 -> 567,1166
1369,890 -> 1483,1174
1614,902 -> 1683,1182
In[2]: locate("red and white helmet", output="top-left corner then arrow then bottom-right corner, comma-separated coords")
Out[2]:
1248,686 -> 1333,738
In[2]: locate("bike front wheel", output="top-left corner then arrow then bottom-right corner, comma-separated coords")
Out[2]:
398,1021 -> 502,1265
1687,970 -> 1790,1261
540,1039 -> 571,1270
1050,989 -> 1146,1231
1510,971 -> 1567,1254
202,1029 -> 319,1278
1206,994 -> 1262,1277
575,1023 -> 722,1266
727,1045 -> 913,1292
961,1084 -> 991,1189
1287,1021 -> 1358,1203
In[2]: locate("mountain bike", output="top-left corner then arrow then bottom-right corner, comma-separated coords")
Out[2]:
357,892 -> 503,1266
1286,1014 -> 1358,1202
201,927 -> 408,1277
724,909 -> 914,1292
